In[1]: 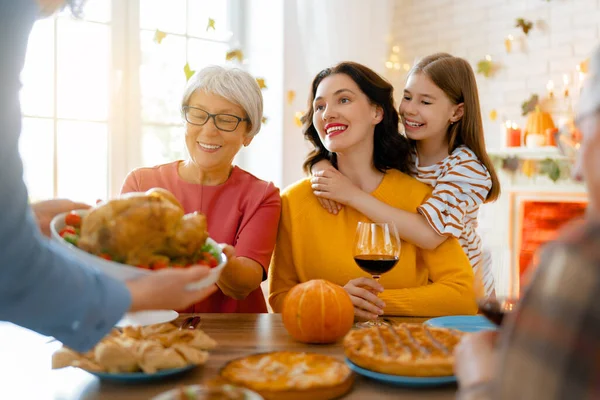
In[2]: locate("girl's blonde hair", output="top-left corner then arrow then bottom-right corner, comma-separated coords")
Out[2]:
408,53 -> 500,202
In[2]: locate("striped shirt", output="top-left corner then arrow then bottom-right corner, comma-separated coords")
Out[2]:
413,146 -> 495,295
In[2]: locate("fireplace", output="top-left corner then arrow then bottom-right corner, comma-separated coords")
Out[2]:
509,191 -> 588,293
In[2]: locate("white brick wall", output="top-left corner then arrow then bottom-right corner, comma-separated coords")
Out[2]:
388,0 -> 600,149
388,0 -> 598,297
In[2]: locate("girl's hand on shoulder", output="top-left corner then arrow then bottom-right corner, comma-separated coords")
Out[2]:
311,168 -> 360,209
343,277 -> 385,320
311,161 -> 343,215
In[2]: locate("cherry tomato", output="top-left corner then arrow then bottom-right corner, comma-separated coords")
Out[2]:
59,226 -> 77,237
152,261 -> 168,270
202,252 -> 218,268
65,212 -> 82,228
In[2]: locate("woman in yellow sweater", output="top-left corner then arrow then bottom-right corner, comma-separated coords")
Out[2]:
268,62 -> 477,320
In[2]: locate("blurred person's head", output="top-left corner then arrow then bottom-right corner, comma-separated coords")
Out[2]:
400,53 -> 499,202
180,66 -> 263,173
302,62 -> 412,175
573,46 -> 600,217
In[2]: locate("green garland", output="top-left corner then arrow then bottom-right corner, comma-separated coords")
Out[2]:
490,155 -> 572,182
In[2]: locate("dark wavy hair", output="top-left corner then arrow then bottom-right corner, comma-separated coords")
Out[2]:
302,62 -> 412,175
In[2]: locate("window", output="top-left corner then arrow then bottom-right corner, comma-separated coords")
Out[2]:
20,1 -> 111,204
138,0 -> 234,167
19,0 -> 236,203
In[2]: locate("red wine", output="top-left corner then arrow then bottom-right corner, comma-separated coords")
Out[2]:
354,254 -> 399,276
478,298 -> 517,326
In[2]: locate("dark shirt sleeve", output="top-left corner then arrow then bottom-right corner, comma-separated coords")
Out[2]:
0,0 -> 131,352
494,220 -> 600,400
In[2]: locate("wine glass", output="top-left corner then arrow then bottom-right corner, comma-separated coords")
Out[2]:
353,222 -> 401,328
475,248 -> 519,326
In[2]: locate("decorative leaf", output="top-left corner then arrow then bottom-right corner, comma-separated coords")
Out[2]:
294,111 -> 304,127
522,160 -> 536,177
287,90 -> 296,105
579,58 -> 590,73
515,18 -> 534,35
255,78 -> 267,90
476,59 -> 494,77
501,157 -> 520,173
206,18 -> 216,31
520,94 -> 539,116
225,49 -> 244,62
183,63 -> 195,81
539,158 -> 561,182
153,29 -> 167,44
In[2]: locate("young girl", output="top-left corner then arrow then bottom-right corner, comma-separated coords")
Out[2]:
310,53 -> 500,296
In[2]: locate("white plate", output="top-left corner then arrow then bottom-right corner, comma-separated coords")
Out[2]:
115,310 -> 179,328
151,384 -> 264,400
50,210 -> 227,291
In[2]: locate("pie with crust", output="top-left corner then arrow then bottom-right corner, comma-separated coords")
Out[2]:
343,323 -> 465,377
220,351 -> 354,400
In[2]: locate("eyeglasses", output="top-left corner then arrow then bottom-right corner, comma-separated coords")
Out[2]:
182,106 -> 249,132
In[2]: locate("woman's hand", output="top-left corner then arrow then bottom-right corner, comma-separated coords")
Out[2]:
311,168 -> 362,211
343,277 -> 385,320
31,199 -> 90,237
454,330 -> 498,390
217,245 -> 263,300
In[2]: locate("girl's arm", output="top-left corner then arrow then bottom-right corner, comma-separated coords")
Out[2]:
311,154 -> 493,250
348,192 -> 447,250
311,168 -> 446,250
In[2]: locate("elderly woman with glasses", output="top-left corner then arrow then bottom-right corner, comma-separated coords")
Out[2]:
453,44 -> 600,400
121,65 -> 281,313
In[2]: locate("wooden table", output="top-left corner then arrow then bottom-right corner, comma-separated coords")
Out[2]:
0,314 -> 456,399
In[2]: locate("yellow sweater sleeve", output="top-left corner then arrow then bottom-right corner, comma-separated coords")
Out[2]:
268,194 -> 298,313
379,238 -> 477,317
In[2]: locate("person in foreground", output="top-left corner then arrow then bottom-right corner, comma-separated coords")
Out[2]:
121,65 -> 280,313
454,44 -> 600,400
268,62 -> 477,319
0,0 -> 217,353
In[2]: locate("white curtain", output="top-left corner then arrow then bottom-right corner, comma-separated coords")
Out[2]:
295,0 -> 393,76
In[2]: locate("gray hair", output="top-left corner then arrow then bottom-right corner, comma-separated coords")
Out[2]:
181,65 -> 263,137
578,45 -> 600,117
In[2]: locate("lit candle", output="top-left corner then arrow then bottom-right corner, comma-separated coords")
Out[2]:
562,74 -> 570,97
546,80 -> 554,99
505,120 -> 522,147
504,35 -> 514,53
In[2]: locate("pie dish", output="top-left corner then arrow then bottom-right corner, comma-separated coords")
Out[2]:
343,323 -> 465,377
220,351 -> 354,400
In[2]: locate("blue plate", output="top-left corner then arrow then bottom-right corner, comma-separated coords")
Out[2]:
424,315 -> 496,332
88,364 -> 196,382
345,359 -> 456,388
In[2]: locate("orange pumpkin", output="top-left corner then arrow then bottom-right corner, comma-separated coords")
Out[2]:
524,105 -> 555,146
282,279 -> 354,344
